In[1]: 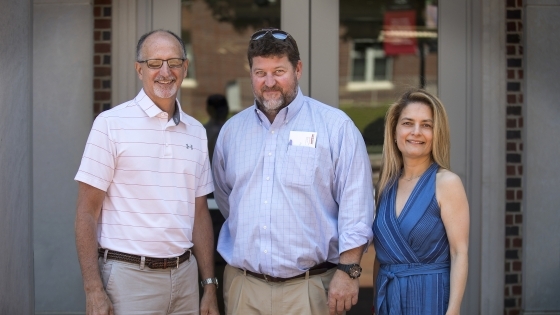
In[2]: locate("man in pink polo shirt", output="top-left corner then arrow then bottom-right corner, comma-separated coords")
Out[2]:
74,30 -> 219,315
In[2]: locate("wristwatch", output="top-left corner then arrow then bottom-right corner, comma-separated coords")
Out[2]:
337,263 -> 362,279
200,277 -> 219,289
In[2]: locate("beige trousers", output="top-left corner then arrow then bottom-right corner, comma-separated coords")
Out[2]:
223,264 -> 340,315
99,255 -> 199,315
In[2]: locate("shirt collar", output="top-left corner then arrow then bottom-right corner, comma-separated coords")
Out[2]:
135,89 -> 183,126
253,87 -> 305,126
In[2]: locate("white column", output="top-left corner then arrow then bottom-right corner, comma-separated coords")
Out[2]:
0,0 -> 34,313
523,0 -> 560,313
33,0 -> 93,313
440,0 -> 505,313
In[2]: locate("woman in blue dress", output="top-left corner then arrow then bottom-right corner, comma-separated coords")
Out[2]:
372,89 -> 469,315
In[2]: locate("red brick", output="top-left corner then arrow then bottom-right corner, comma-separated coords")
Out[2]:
95,43 -> 111,53
505,238 -> 510,248
516,190 -> 523,200
518,117 -> 523,128
94,0 -> 111,5
513,238 -> 522,247
505,262 -> 510,272
506,189 -> 515,200
507,45 -> 516,55
515,214 -> 523,224
509,310 -> 520,315
507,143 -> 517,152
518,21 -> 523,32
94,7 -> 101,17
507,94 -> 516,104
507,0 -> 516,7
512,285 -> 522,295
94,31 -> 101,41
507,118 -> 517,128
95,91 -> 111,101
94,19 -> 111,29
94,55 -> 101,65
518,70 -> 523,79
506,165 -> 516,176
94,79 -> 101,89
94,66 -> 111,76
506,214 -> 514,224
513,261 -> 522,272
507,22 -> 517,31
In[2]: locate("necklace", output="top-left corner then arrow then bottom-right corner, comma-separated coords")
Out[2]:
400,168 -> 429,181
400,174 -> 422,181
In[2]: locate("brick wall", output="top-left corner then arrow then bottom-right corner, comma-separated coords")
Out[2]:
505,0 -> 523,314
93,0 -> 112,117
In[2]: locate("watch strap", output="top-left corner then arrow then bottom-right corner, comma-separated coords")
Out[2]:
200,277 -> 219,289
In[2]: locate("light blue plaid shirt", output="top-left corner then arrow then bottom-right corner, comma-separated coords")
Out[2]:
213,88 -> 374,278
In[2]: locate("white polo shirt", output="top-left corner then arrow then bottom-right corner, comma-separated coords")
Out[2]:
75,89 -> 214,258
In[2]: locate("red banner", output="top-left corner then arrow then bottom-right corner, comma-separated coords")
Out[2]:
383,10 -> 417,56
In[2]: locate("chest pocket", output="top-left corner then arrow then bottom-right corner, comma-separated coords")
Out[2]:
280,145 -> 316,186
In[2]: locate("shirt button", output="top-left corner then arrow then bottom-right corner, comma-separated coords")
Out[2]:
271,130 -> 275,134
264,250 -> 268,253
266,177 -> 270,180
268,152 -> 272,156
263,226 -> 267,229
264,200 -> 268,204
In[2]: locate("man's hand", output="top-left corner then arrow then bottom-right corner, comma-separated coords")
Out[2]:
327,270 -> 359,315
200,285 -> 220,315
85,289 -> 113,315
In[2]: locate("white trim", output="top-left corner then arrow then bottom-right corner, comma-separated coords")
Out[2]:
346,81 -> 394,91
112,0 -> 182,107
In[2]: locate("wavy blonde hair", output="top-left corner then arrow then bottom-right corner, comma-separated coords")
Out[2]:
375,89 -> 451,206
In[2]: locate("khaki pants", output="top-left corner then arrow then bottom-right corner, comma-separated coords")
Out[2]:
223,264 -> 341,315
99,255 -> 199,315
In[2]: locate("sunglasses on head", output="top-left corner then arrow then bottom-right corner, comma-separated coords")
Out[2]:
137,58 -> 185,69
251,29 -> 290,41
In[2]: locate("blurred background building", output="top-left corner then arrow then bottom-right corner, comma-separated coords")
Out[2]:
1,0 -> 558,314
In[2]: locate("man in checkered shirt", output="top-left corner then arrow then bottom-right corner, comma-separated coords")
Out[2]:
213,28 -> 375,315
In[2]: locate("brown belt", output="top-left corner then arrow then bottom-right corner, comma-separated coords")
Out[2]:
98,248 -> 191,269
242,262 -> 336,283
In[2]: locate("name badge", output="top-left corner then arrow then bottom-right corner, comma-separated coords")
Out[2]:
289,131 -> 317,148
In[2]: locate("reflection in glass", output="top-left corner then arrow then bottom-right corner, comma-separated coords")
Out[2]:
180,0 -> 280,123
339,0 -> 438,163
180,2 -> 280,314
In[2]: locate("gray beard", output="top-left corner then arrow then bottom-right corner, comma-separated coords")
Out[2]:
254,84 -> 298,117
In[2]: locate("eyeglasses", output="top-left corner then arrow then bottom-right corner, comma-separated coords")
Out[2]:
137,58 -> 185,69
251,29 -> 290,41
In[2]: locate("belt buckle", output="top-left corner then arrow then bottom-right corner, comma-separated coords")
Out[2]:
176,256 -> 180,269
263,274 -> 269,283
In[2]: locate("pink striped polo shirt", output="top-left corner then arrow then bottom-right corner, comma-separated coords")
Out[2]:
75,89 -> 214,258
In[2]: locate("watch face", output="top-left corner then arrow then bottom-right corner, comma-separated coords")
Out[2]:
349,265 -> 362,278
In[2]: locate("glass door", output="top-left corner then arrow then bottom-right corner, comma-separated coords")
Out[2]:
180,2 -> 281,313
338,2 -> 439,313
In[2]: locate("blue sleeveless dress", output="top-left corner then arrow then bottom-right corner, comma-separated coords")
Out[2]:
373,163 -> 450,315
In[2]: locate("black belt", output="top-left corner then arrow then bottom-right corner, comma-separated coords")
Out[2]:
98,248 -> 191,269
242,262 -> 336,283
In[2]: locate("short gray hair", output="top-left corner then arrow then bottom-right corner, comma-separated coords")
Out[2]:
136,29 -> 187,61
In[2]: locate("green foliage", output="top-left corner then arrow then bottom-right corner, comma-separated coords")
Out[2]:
340,105 -> 389,133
